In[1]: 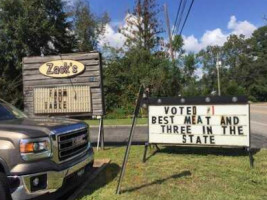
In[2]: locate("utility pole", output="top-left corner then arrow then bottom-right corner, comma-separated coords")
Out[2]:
216,54 -> 221,96
164,4 -> 174,61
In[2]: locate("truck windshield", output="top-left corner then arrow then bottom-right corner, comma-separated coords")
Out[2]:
0,102 -> 28,121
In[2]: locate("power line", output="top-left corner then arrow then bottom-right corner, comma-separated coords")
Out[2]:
176,0 -> 187,35
172,0 -> 183,36
179,0 -> 195,35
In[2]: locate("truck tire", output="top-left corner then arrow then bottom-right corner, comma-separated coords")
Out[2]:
0,172 -> 11,200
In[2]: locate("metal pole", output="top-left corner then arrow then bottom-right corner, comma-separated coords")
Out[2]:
96,116 -> 102,151
100,117 -> 104,149
116,85 -> 144,194
216,54 -> 221,96
143,143 -> 149,163
247,148 -> 254,168
164,4 -> 174,61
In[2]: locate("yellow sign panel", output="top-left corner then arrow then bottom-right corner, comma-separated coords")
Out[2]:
34,86 -> 91,114
39,60 -> 85,78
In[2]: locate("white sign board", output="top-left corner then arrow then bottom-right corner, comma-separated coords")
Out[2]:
149,104 -> 250,147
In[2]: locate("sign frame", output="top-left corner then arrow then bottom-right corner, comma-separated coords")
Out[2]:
142,96 -> 254,167
33,85 -> 92,114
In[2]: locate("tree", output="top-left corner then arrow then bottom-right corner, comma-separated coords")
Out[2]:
180,53 -> 199,96
246,26 -> 267,101
197,45 -> 221,95
104,48 -> 180,113
73,0 -> 110,52
103,0 -> 189,114
183,53 -> 196,82
197,26 -> 267,101
119,0 -> 163,51
0,0 -> 75,106
172,35 -> 184,59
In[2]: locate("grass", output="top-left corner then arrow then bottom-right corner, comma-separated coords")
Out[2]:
76,146 -> 267,200
85,118 -> 148,126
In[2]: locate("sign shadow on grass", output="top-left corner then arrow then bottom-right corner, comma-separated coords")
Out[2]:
144,146 -> 260,164
120,170 -> 191,194
156,146 -> 260,157
76,163 -> 121,198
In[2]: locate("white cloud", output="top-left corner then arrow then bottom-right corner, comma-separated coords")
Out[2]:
227,16 -> 256,37
98,13 -> 139,49
99,15 -> 257,53
98,24 -> 126,49
194,67 -> 204,80
183,16 -> 257,53
183,35 -> 202,52
201,28 -> 227,47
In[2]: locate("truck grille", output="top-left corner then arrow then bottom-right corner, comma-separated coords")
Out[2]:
57,128 -> 88,161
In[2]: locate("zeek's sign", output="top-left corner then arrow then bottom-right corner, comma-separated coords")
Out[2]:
39,60 -> 85,78
149,104 -> 250,147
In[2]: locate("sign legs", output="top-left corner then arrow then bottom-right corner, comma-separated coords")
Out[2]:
143,143 -> 149,163
143,143 -> 160,163
155,144 -> 160,151
100,117 -> 104,149
247,148 -> 254,168
116,85 -> 144,194
97,116 -> 104,151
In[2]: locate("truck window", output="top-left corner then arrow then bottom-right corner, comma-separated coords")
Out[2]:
0,104 -> 15,120
0,102 -> 28,120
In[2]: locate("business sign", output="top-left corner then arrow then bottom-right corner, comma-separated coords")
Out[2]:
34,86 -> 91,114
149,102 -> 250,147
39,60 -> 85,78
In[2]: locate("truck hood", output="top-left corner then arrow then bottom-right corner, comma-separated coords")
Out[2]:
0,117 -> 88,138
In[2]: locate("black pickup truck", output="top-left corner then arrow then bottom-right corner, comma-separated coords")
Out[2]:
0,99 -> 94,200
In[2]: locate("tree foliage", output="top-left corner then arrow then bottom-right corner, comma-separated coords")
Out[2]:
0,0 -> 74,106
104,0 -> 182,114
119,0 -> 163,51
197,26 -> 267,101
73,0 -> 110,52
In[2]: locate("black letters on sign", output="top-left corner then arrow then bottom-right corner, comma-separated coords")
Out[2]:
150,105 -> 247,146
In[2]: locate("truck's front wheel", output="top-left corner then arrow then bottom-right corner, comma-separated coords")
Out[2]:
0,172 -> 11,200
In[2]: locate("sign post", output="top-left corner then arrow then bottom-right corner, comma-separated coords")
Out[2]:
116,85 -> 144,194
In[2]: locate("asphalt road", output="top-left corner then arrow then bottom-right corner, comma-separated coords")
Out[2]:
250,104 -> 267,148
90,104 -> 267,149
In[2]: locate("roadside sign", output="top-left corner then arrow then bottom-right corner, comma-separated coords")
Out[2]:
23,52 -> 105,118
146,96 -> 250,148
149,104 -> 250,147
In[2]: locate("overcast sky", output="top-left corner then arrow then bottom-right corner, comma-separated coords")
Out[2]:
86,0 -> 267,52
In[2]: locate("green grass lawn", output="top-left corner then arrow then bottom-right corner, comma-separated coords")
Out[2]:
85,118 -> 148,126
76,146 -> 267,200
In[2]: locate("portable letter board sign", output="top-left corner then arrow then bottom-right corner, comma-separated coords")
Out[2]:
148,96 -> 250,148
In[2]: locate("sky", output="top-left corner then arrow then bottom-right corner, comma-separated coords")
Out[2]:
86,0 -> 267,52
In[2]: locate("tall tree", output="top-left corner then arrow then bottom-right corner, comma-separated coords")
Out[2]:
246,26 -> 267,101
73,0 -> 110,52
119,0 -> 163,51
103,0 -> 184,114
197,45 -> 221,95
0,0 -> 75,105
197,26 -> 267,101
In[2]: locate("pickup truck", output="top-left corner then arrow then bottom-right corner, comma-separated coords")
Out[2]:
0,99 -> 94,200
